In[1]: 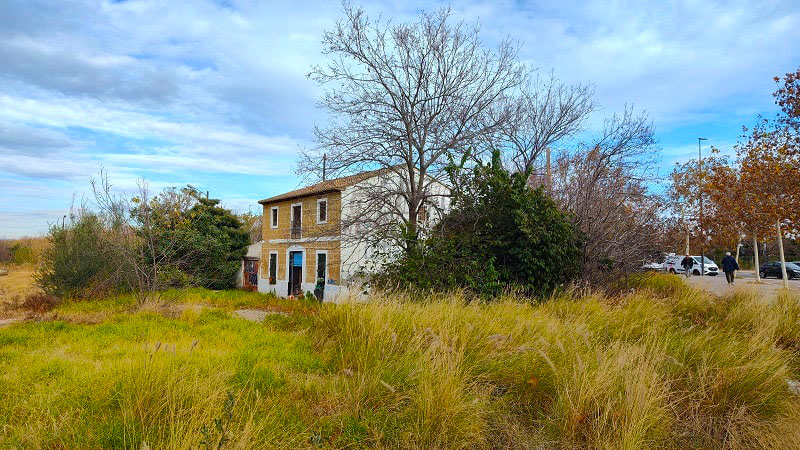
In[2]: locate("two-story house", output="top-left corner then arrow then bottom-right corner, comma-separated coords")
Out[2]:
257,167 -> 449,301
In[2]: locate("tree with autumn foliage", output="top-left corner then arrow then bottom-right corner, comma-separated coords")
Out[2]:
735,71 -> 800,283
670,68 -> 800,282
670,148 -> 746,260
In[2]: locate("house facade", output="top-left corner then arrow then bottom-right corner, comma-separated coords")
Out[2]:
257,167 -> 449,301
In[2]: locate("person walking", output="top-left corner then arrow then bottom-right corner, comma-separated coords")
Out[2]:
681,254 -> 695,278
721,251 -> 739,285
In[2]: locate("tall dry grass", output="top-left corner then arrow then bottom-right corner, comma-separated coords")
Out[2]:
1,277 -> 799,448
313,276 -> 800,448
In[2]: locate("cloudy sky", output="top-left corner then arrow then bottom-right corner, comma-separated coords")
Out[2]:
1,0 -> 798,237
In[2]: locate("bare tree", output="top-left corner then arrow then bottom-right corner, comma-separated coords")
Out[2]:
492,71 -> 595,173
550,107 -> 663,282
298,3 -> 525,253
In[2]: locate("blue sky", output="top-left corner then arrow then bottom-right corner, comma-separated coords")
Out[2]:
1,0 -> 798,238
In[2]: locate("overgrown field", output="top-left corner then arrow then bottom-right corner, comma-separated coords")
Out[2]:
2,276 -> 800,448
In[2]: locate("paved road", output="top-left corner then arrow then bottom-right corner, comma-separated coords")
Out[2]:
684,270 -> 800,298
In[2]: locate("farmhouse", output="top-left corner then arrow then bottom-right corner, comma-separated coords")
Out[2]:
257,167 -> 449,301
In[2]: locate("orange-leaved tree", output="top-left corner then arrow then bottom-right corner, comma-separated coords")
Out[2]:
669,149 -> 742,258
735,68 -> 800,285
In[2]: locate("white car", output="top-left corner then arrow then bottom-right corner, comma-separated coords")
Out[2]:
642,261 -> 664,270
665,255 -> 719,276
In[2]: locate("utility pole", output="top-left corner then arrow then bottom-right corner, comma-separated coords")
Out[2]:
545,147 -> 552,193
698,137 -> 708,276
322,154 -> 327,181
685,225 -> 690,255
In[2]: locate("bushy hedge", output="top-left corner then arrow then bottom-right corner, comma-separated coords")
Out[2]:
0,241 -> 39,265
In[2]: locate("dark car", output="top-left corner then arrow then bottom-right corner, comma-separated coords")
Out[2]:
759,262 -> 800,279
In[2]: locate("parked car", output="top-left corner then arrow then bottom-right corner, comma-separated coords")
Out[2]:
642,258 -> 665,271
759,261 -> 800,279
665,255 -> 719,276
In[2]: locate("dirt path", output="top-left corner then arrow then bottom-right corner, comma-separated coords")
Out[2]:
233,309 -> 288,322
0,318 -> 22,328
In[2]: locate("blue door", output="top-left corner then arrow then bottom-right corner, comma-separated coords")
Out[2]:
288,251 -> 303,296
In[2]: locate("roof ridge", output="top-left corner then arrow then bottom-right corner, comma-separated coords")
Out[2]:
258,166 -> 398,204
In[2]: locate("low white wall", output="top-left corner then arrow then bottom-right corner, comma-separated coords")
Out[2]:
258,276 -> 348,303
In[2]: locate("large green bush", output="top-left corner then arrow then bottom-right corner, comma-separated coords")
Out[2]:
36,213 -> 122,298
142,193 -> 249,290
377,151 -> 582,298
172,197 -> 249,290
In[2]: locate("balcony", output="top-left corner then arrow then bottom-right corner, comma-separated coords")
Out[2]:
291,226 -> 302,239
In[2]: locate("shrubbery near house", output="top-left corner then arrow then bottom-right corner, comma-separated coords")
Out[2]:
377,151 -> 582,298
148,196 -> 250,290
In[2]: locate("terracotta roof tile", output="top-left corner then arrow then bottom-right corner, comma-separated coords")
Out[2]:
258,167 -> 395,204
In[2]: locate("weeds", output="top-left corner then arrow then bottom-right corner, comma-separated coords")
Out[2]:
313,279 -> 800,448
20,292 -> 61,314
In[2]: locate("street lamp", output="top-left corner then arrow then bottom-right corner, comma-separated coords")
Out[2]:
698,137 -> 708,275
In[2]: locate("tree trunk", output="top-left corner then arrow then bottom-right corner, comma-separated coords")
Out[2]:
753,232 -> 760,282
685,227 -> 690,256
734,236 -> 741,263
777,221 -> 789,289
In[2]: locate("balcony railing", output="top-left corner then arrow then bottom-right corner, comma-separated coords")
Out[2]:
290,226 -> 302,239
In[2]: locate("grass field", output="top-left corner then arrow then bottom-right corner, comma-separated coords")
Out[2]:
0,264 -> 38,311
1,275 -> 800,448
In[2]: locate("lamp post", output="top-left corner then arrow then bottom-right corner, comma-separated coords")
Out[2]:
698,137 -> 708,276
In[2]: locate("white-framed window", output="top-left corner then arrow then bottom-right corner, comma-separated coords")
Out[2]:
268,251 -> 278,284
315,250 -> 328,283
290,202 -> 302,239
270,207 -> 279,229
316,198 -> 328,224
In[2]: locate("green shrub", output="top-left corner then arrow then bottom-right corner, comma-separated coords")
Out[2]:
142,193 -> 249,290
377,150 -> 582,298
11,245 -> 36,264
35,213 -> 122,298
